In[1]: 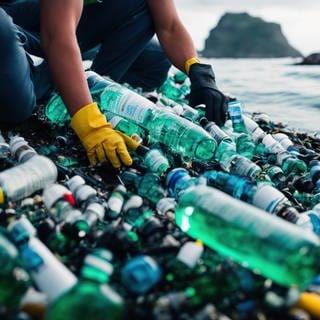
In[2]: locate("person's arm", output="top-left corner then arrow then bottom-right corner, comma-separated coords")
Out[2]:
148,0 -> 228,126
147,0 -> 197,73
39,0 -> 138,167
39,0 -> 91,116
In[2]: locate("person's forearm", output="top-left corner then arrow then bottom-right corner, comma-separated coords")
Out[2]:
157,22 -> 198,73
43,37 -> 92,116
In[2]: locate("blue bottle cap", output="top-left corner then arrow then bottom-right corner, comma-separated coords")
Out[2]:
121,255 -> 162,294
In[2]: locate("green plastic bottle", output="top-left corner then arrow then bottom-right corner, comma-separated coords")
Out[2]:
175,185 -> 320,289
99,82 -> 216,161
46,249 -> 125,320
146,111 -> 216,161
0,230 -> 31,311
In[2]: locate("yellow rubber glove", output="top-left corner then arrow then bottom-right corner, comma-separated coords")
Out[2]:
70,102 -> 139,168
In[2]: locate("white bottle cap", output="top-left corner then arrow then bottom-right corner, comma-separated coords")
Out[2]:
177,240 -> 204,269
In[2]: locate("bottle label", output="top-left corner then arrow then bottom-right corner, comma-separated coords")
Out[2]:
101,84 -> 155,124
252,185 -> 285,213
230,156 -> 261,178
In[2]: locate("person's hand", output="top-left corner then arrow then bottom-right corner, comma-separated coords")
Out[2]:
71,102 -> 139,168
188,63 -> 227,126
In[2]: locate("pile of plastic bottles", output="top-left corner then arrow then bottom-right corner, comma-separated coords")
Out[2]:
1,69 -> 320,320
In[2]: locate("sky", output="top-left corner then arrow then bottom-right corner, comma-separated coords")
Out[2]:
174,0 -> 320,56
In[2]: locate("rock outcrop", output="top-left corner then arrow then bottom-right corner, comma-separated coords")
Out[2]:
202,12 -> 302,58
297,53 -> 320,65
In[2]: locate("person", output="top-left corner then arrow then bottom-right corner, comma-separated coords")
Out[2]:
0,0 -> 227,168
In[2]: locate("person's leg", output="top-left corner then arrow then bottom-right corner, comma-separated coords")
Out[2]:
1,1 -> 53,109
78,0 -> 170,90
0,7 -> 36,124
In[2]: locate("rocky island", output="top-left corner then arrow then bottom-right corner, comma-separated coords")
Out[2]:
202,12 -> 302,58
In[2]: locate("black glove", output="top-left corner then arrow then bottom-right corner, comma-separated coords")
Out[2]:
189,63 -> 227,126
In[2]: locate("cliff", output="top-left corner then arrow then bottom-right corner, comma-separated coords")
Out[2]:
202,12 -> 302,58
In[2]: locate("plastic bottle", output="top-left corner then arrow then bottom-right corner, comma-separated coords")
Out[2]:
199,117 -> 233,145
228,99 -> 247,133
229,155 -> 262,180
0,131 -> 10,159
166,168 -> 206,200
42,184 -> 90,239
120,171 -> 166,204
203,170 -> 318,233
46,71 -> 217,161
158,73 -> 189,105
136,146 -> 170,176
46,249 -> 125,320
0,137 -> 57,204
0,230 -> 31,311
106,185 -> 127,220
179,104 -> 206,123
8,216 -> 77,303
234,133 -> 256,160
66,175 -> 105,227
203,170 -> 257,202
175,185 -> 320,288
262,134 -> 307,175
144,110 -> 216,161
107,114 -> 147,141
265,165 -> 287,189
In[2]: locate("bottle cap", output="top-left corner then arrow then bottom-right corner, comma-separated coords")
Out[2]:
177,240 -> 204,268
121,255 -> 162,294
65,175 -> 85,193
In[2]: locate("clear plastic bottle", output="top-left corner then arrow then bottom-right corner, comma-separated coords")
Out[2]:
175,185 -> 320,289
0,138 -> 57,204
146,111 -> 216,161
199,117 -> 233,145
107,114 -> 147,141
228,99 -> 247,133
138,147 -> 170,176
8,216 -> 77,303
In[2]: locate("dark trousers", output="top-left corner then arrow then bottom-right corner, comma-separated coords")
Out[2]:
0,0 -> 170,123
